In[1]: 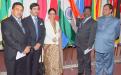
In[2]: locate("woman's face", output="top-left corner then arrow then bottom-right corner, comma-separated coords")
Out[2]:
49,10 -> 56,20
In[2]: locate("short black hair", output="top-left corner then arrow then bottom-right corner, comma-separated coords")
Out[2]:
30,3 -> 39,10
83,6 -> 92,12
104,4 -> 113,13
48,8 -> 57,14
12,2 -> 24,9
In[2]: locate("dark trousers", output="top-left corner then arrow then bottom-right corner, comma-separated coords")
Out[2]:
5,58 -> 16,75
26,49 -> 41,75
15,57 -> 27,75
76,46 -> 91,75
5,56 -> 26,75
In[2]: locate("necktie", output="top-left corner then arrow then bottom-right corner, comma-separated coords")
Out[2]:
79,18 -> 86,29
34,17 -> 39,41
17,19 -> 25,34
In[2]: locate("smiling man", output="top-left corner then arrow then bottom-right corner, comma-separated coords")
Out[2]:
1,2 -> 31,75
95,4 -> 120,75
23,3 -> 45,75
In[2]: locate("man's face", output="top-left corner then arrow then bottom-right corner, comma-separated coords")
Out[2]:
30,6 -> 39,16
103,5 -> 112,16
12,5 -> 24,19
84,9 -> 91,17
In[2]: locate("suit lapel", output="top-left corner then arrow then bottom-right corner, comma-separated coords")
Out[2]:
82,18 -> 92,28
10,16 -> 25,35
83,17 -> 92,24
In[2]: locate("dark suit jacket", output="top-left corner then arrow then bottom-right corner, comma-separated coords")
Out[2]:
23,16 -> 45,49
75,17 -> 97,50
1,15 -> 30,60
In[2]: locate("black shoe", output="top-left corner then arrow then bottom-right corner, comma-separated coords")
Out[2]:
78,73 -> 83,75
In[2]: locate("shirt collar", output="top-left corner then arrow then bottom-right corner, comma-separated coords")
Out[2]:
12,15 -> 21,22
31,15 -> 37,19
83,16 -> 91,23
85,16 -> 91,20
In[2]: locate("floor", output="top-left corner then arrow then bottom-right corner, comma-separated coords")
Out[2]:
0,48 -> 121,75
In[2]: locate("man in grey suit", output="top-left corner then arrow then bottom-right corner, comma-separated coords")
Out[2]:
1,2 -> 31,75
75,7 -> 97,75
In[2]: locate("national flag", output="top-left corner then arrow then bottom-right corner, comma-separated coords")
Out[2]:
58,0 -> 76,48
50,0 -> 59,20
37,0 -> 47,20
115,0 -> 120,18
92,0 -> 96,20
76,0 -> 84,14
0,0 -> 8,49
96,0 -> 102,18
69,0 -> 80,18
84,0 -> 92,7
113,0 -> 118,16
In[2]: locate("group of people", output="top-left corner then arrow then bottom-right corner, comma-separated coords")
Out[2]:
1,2 -> 120,75
1,2 -> 62,75
76,4 -> 120,75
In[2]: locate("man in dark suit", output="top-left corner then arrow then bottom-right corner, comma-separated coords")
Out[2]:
1,2 -> 31,75
23,3 -> 45,75
75,7 -> 97,75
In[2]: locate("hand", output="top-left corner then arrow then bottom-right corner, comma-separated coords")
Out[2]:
34,43 -> 41,50
23,46 -> 31,54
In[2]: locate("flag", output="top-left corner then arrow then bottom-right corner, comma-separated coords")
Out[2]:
50,0 -> 58,11
120,3 -> 121,13
115,0 -> 120,18
69,0 -> 80,18
58,0 -> 76,48
38,0 -> 47,20
76,0 -> 84,14
113,0 -> 118,16
84,0 -> 92,7
50,0 -> 59,20
109,0 -> 113,4
0,0 -> 8,49
92,0 -> 96,20
68,0 -> 78,35
96,0 -> 102,18
0,0 -> 8,21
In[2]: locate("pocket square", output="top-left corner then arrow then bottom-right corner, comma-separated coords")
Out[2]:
40,22 -> 43,25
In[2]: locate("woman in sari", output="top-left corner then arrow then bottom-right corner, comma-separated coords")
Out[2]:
44,8 -> 63,75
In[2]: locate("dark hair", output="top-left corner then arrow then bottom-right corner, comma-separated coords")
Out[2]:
104,4 -> 113,13
48,8 -> 56,14
30,3 -> 39,10
83,6 -> 92,12
12,2 -> 24,9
